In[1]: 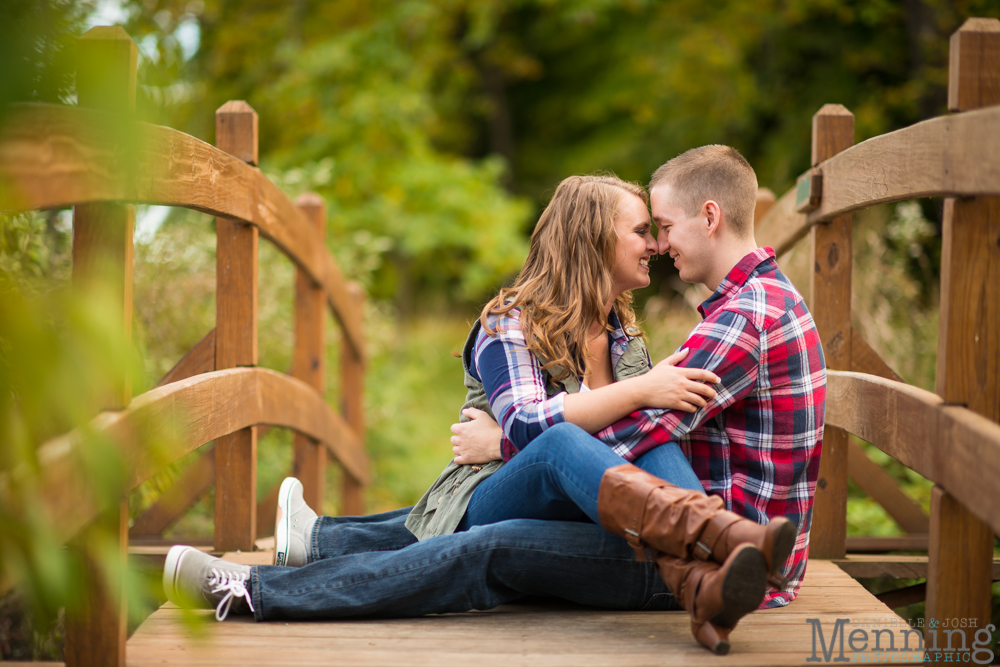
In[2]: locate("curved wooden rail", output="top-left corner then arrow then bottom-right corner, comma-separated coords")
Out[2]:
20,368 -> 369,548
0,103 -> 364,361
825,370 -> 1000,536
755,105 -> 1000,255
753,185 -> 805,257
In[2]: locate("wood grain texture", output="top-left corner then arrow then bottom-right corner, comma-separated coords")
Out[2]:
66,28 -> 136,667
808,105 -> 854,560
753,185 -> 806,257
948,18 -> 1000,112
928,28 -> 1000,634
847,439 -> 929,534
753,187 -> 775,229
340,283 -> 366,516
0,103 -> 365,361
65,498 -> 128,667
845,535 -> 929,553
926,486 -> 993,631
157,328 -> 216,387
293,193 -> 327,510
935,197 -> 1000,417
825,370 -> 1000,537
213,103 -> 259,552
805,105 -> 1000,224
850,328 -> 902,382
215,101 -> 258,166
76,27 -> 137,114
752,104 -> 1000,254
214,426 -> 257,552
72,202 -> 135,409
129,446 -> 214,537
12,368 -> 368,550
125,559 -> 909,667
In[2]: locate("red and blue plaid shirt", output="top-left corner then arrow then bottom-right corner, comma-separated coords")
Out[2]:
595,247 -> 826,607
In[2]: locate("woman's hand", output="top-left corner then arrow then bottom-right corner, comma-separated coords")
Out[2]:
450,408 -> 503,465
638,348 -> 720,413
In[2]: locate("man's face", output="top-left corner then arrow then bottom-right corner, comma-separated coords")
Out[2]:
650,184 -> 710,286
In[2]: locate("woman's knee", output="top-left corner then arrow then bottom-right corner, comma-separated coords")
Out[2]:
530,422 -> 597,458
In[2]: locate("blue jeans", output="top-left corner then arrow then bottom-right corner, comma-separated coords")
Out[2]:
251,513 -> 679,620
249,424 -> 696,620
459,422 -> 703,530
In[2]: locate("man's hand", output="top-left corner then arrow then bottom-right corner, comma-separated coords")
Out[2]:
450,408 -> 503,465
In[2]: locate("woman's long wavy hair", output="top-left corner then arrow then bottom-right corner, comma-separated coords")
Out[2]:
480,175 -> 647,383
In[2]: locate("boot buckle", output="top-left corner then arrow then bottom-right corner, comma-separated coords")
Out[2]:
693,540 -> 713,560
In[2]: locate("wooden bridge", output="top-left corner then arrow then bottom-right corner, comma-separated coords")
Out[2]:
2,17 -> 1000,667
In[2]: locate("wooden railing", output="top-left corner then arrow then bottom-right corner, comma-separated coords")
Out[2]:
0,26 -> 369,666
754,17 -> 1000,632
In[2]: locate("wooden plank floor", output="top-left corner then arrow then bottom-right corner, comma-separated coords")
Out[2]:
127,554 -> 921,666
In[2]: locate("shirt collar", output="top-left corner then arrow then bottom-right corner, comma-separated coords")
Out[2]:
607,307 -> 633,369
698,247 -> 776,318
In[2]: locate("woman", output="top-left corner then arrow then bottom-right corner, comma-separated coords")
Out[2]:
164,174 -> 776,654
404,175 -> 716,542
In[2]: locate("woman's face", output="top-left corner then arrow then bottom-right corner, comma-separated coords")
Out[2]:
610,193 -> 656,296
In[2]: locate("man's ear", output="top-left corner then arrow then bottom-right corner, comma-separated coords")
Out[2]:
703,200 -> 723,238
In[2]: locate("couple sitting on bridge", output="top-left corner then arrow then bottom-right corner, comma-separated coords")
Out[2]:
164,145 -> 826,654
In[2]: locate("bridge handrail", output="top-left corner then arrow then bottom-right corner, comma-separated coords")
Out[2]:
751,16 -> 1000,631
10,368 -> 369,559
0,102 -> 365,361
825,370 -> 1000,537
756,104 -> 1000,257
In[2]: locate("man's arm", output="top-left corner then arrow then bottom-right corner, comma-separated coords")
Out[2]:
595,309 -> 762,454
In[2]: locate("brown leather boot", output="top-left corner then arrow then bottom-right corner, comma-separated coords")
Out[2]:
597,464 -> 796,585
655,543 -> 767,654
691,509 -> 797,589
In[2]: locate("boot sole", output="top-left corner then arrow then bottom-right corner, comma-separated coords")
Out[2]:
708,546 -> 767,630
766,518 -> 798,585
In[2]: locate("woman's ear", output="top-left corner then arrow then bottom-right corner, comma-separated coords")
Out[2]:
703,200 -> 723,238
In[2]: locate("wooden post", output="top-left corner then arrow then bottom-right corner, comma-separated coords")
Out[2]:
293,193 -> 328,511
65,26 -> 137,667
340,284 -> 366,515
926,17 -> 1000,633
214,100 -> 259,552
808,104 -> 854,559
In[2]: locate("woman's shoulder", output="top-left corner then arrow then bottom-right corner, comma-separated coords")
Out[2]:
478,307 -> 524,341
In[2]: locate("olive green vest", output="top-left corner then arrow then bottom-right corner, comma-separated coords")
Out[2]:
405,320 -> 651,540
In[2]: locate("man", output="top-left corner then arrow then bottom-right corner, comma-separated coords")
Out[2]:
164,145 -> 825,654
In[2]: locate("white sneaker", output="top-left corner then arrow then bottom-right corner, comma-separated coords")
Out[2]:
163,546 -> 254,621
273,477 -> 318,567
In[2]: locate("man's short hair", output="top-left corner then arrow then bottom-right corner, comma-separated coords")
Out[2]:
649,145 -> 758,238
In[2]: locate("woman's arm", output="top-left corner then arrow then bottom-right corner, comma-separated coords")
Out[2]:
460,316 -> 720,461
563,348 -> 719,433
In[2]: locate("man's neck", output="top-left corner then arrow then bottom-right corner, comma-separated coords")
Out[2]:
703,239 -> 760,293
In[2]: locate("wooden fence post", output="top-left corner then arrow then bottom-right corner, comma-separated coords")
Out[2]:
926,17 -> 1000,633
293,193 -> 328,510
340,284 -> 366,515
65,25 -> 136,667
214,100 -> 259,552
808,104 -> 854,559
